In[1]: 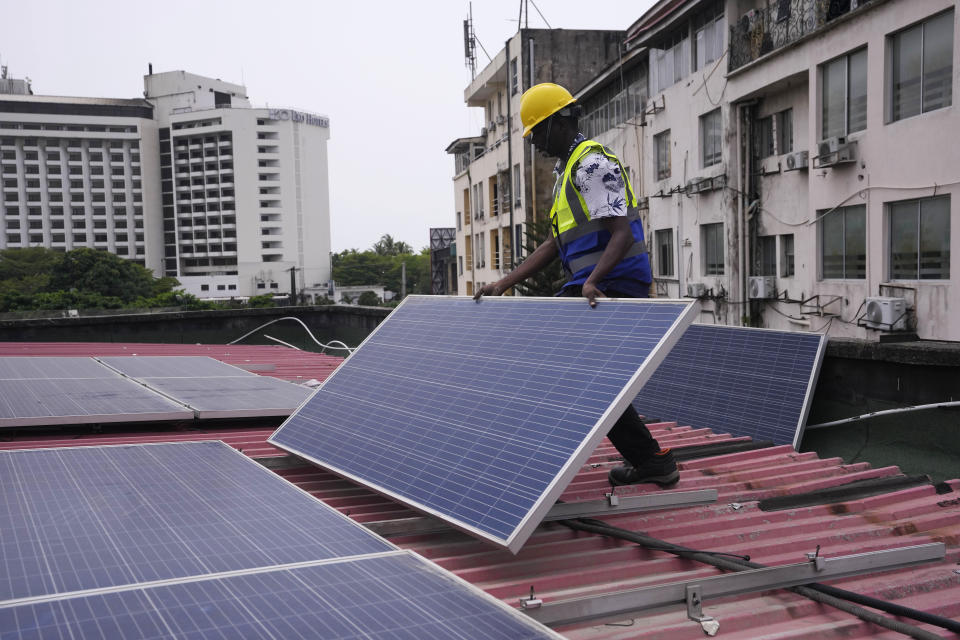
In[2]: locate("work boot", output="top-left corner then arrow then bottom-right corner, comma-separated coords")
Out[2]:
608,449 -> 679,487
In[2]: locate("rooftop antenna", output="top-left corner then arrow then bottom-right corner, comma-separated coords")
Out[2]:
463,3 -> 477,80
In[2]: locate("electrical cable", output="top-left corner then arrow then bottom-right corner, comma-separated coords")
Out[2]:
561,518 -> 957,638
227,316 -> 355,354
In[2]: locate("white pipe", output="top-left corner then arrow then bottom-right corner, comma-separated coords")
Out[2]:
228,316 -> 354,354
805,401 -> 960,430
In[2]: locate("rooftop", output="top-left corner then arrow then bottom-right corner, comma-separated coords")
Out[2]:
1,341 -> 957,638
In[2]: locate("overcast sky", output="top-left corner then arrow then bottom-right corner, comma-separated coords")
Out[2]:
3,0 -> 656,252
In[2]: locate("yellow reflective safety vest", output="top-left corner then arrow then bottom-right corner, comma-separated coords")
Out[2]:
549,139 -> 651,290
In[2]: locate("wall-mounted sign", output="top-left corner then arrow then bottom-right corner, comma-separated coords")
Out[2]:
268,109 -> 329,128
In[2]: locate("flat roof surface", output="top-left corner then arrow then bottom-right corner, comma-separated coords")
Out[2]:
0,341 -> 957,638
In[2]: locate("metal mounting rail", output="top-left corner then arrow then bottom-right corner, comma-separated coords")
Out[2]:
364,489 -> 718,538
520,543 -> 946,628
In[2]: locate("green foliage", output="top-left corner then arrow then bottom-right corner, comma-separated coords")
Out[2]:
513,216 -> 566,297
357,291 -> 381,306
331,238 -> 431,300
372,234 -> 412,256
0,247 -> 213,313
246,294 -> 277,308
48,248 -> 154,301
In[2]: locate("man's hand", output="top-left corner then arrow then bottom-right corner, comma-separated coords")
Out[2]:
473,282 -> 503,301
582,282 -> 606,307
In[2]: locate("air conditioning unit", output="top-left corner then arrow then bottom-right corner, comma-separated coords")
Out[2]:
686,283 -> 707,298
816,137 -> 857,167
480,127 -> 488,136
863,296 -> 907,331
496,115 -> 506,125
637,196 -> 649,210
489,120 -> 497,130
784,150 -> 809,171
748,276 -> 775,299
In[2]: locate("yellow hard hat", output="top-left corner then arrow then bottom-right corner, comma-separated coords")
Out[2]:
520,83 -> 576,138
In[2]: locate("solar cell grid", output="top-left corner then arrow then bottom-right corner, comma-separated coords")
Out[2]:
0,357 -> 113,380
98,355 -> 248,379
0,441 -> 392,602
98,356 -> 312,418
270,295 -> 696,552
0,358 -> 194,428
632,324 -> 827,448
0,552 -> 560,640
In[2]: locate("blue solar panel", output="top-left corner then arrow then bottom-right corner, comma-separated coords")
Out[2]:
633,324 -> 827,448
0,552 -> 559,640
270,295 -> 696,552
0,441 -> 392,602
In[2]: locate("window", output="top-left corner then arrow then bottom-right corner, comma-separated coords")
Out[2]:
655,130 -> 671,180
757,235 -> 776,276
822,48 -> 867,139
650,29 -> 690,94
694,6 -> 725,71
510,57 -> 519,95
700,109 -> 722,167
888,10 -> 954,122
501,227 -> 512,269
491,229 -> 500,269
515,223 -> 523,259
889,195 -> 950,279
477,232 -> 485,268
655,228 -> 674,277
464,235 -> 472,271
780,234 -> 795,277
702,223 -> 724,275
755,109 -> 793,158
820,204 -> 866,279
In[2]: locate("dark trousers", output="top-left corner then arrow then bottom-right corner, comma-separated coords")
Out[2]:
559,284 -> 662,466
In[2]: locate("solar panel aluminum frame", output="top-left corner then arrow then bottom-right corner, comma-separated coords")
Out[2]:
270,295 -> 698,554
793,331 -> 828,449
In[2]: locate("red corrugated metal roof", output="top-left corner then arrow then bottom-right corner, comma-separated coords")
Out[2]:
2,342 -> 958,639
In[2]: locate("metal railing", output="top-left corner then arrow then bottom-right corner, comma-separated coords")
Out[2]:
729,0 -> 874,71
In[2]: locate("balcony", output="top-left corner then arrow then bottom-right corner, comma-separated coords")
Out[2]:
729,0 -> 875,71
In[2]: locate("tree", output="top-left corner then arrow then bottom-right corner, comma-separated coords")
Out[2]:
357,290 -> 381,306
49,248 -> 154,302
513,216 -> 566,297
372,234 -> 412,257
0,247 -> 64,280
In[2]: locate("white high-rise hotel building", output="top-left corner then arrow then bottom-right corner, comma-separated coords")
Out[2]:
0,69 -> 331,298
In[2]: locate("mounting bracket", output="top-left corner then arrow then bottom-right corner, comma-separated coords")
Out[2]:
521,543 -> 945,628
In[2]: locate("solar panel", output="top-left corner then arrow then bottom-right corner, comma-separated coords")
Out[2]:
270,295 -> 696,552
0,356 -> 114,380
0,441 -> 393,602
632,324 -> 827,448
0,552 -> 560,640
0,357 -> 193,428
98,356 -> 312,418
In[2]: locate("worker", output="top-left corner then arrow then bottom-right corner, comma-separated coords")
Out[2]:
473,82 -> 677,487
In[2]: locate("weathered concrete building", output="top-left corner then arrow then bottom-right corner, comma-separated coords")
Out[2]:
513,0 -> 957,341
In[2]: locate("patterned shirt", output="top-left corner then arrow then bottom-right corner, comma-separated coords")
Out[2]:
554,133 -> 628,218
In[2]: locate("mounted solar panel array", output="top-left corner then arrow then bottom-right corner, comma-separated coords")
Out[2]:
0,356 -> 192,428
0,356 -> 312,428
632,324 -> 827,449
0,441 -> 559,639
270,295 -> 696,553
99,356 -> 312,419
